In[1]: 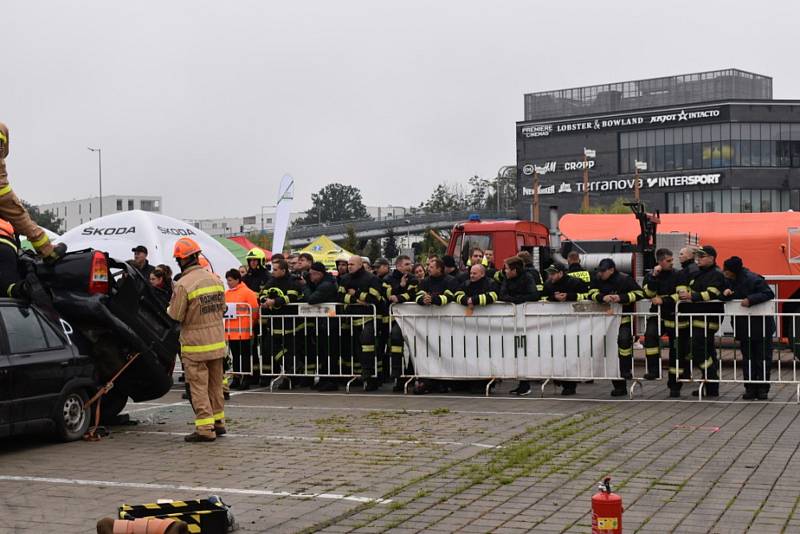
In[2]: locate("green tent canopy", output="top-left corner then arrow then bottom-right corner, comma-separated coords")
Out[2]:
214,236 -> 249,266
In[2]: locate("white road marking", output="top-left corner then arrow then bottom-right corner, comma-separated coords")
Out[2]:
0,475 -> 391,504
124,387 -> 268,414
122,430 -> 503,449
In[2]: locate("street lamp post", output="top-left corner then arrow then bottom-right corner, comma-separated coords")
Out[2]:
87,147 -> 102,216
582,148 -> 596,212
495,165 -> 515,213
404,219 -> 411,249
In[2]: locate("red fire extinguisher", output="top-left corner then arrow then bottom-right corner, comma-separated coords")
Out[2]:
592,476 -> 623,533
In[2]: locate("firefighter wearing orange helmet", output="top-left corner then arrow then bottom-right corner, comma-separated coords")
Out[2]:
0,122 -> 65,262
167,237 -> 227,442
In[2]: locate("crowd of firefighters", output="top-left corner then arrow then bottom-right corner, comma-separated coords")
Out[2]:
187,241 -> 775,410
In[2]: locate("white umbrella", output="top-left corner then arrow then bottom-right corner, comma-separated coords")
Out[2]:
59,210 -> 238,275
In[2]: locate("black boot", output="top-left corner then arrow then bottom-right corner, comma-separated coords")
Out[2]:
643,356 -> 661,380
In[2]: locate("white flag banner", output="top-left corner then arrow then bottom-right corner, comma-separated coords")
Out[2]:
392,302 -> 621,379
271,174 -> 294,254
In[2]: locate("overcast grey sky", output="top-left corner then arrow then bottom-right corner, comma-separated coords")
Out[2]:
4,0 -> 797,219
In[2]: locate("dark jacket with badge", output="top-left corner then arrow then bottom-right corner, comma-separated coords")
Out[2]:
454,277 -> 499,306
416,274 -> 459,306
542,273 -> 588,302
259,274 -> 303,315
643,268 -> 681,319
678,263 -> 726,329
567,263 -> 592,285
383,269 -> 418,304
589,271 -> 644,313
337,267 -> 385,316
243,266 -> 271,293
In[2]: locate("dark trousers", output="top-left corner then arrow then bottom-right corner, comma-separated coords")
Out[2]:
740,335 -> 773,393
644,316 -> 676,382
229,339 -> 255,375
691,318 -> 720,394
612,319 -> 633,391
389,322 -> 406,378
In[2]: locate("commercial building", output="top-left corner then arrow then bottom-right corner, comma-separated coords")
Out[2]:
37,195 -> 162,232
188,211 -> 307,237
516,69 -> 800,217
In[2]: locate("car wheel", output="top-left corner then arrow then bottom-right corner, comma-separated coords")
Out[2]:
55,389 -> 90,441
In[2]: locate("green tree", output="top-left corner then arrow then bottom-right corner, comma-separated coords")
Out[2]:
579,197 -> 633,214
26,201 -> 63,233
337,225 -> 360,254
419,227 -> 445,257
364,239 -> 381,262
383,228 -> 399,259
296,183 -> 370,225
418,182 -> 468,214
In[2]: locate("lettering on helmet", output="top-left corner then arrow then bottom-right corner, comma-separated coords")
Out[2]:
81,226 -> 137,236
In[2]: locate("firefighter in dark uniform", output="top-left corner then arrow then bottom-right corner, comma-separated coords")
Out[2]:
338,255 -> 384,391
259,258 -> 303,386
678,245 -> 725,397
413,257 -> 459,394
642,248 -> 681,388
416,257 -> 459,306
535,263 -> 590,396
566,251 -> 591,285
384,255 -> 418,391
243,248 -> 271,292
306,261 -> 340,391
589,258 -> 644,397
372,258 -> 392,381
673,245 -> 700,392
516,251 -> 544,294
721,256 -> 775,400
499,256 -> 540,396
454,264 -> 499,307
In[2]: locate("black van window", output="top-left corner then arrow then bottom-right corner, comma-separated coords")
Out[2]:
1,306 -> 49,354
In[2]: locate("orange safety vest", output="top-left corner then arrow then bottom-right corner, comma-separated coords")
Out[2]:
224,283 -> 259,341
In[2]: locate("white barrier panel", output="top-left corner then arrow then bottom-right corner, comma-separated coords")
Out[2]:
393,302 -> 630,380
393,303 -> 519,378
520,302 -> 621,379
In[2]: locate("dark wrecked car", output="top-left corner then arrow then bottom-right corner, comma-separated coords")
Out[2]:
20,249 -> 180,422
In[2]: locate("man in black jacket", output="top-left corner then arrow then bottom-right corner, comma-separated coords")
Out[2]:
454,265 -> 498,307
642,248 -> 681,387
678,245 -> 725,397
517,251 -> 544,293
259,259 -> 304,386
499,256 -> 541,396
243,248 -> 271,292
304,262 -> 339,390
566,251 -> 591,285
722,256 -> 775,400
416,258 -> 459,306
498,256 -> 539,304
536,263 -> 590,396
589,258 -> 644,396
338,256 -> 384,390
384,255 -> 418,390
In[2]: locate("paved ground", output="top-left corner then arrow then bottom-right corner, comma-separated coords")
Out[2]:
2,378 -> 800,534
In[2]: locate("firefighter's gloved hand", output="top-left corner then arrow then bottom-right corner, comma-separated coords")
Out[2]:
43,242 -> 67,264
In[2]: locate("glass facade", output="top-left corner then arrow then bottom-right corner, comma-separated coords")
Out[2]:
525,69 -> 772,121
667,189 -> 792,213
620,122 -> 800,173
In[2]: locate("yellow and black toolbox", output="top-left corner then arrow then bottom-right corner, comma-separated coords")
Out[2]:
119,496 -> 233,534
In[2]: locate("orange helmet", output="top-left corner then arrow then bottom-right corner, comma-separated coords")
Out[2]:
173,237 -> 201,260
0,218 -> 13,240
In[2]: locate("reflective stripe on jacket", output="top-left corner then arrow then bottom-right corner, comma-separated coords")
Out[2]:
225,283 -> 259,341
168,265 -> 226,361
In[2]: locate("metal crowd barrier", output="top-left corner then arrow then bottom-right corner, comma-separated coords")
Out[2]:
675,299 -> 800,401
258,303 -> 379,392
391,302 -> 660,398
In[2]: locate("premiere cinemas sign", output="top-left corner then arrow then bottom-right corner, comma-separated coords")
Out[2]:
521,173 -> 722,196
521,107 -> 723,138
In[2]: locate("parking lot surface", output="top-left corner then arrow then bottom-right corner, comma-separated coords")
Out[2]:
2,380 -> 800,533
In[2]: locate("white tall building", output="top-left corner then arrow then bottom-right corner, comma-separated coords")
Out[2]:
37,195 -> 162,232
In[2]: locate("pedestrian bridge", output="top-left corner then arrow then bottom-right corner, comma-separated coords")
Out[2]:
286,210 -> 516,247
